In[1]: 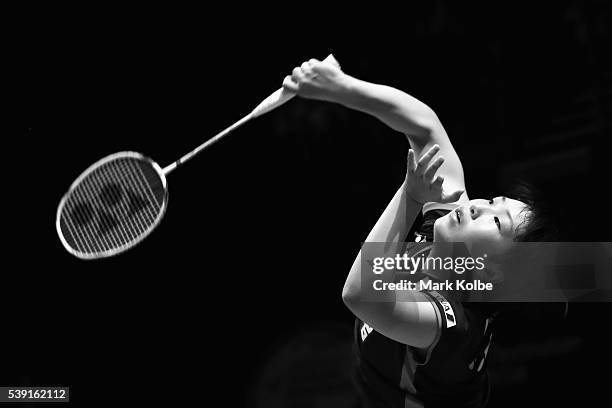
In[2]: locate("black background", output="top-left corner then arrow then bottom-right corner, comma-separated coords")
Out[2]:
14,2 -> 612,407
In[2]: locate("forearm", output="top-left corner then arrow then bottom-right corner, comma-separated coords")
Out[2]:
333,75 -> 467,201
342,178 -> 422,303
363,178 -> 422,243
335,76 -> 439,139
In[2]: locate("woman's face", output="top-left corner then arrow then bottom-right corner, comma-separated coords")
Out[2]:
434,196 -> 529,257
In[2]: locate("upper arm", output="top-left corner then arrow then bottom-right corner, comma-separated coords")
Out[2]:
344,291 -> 440,348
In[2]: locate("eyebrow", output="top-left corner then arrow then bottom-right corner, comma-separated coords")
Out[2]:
495,196 -> 514,234
500,196 -> 514,234
505,209 -> 514,234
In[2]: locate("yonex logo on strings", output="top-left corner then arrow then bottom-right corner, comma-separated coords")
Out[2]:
70,182 -> 149,236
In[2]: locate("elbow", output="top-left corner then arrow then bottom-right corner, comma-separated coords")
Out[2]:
401,105 -> 440,138
343,255 -> 365,313
342,281 -> 386,328
341,283 -> 353,306
342,280 -> 360,311
414,103 -> 438,124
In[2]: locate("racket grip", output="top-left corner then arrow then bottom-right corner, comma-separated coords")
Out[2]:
251,87 -> 296,118
250,54 -> 340,118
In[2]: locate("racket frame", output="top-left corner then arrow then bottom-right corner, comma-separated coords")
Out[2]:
56,151 -> 169,260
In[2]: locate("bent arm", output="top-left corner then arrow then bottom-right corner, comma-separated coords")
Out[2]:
342,178 -> 439,348
285,59 -> 468,201
334,77 -> 469,202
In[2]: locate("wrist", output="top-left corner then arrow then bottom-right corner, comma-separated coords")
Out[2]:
330,74 -> 359,105
404,177 -> 427,207
407,194 -> 426,207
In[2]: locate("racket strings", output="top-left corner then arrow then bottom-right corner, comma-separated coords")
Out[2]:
63,166 -> 128,253
59,156 -> 165,256
76,165 -> 135,250
65,168 -> 123,253
74,170 -> 128,251
64,159 -> 159,252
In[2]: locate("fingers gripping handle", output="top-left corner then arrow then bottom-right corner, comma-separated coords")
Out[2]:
250,54 -> 340,118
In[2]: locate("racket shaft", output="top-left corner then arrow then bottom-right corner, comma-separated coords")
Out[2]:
162,113 -> 253,175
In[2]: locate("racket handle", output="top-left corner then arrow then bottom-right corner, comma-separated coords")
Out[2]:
251,87 -> 295,118
250,54 -> 340,118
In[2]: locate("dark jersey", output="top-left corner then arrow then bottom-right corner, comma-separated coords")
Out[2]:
352,210 -> 496,408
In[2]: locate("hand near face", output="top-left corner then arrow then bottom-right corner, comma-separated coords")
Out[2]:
406,144 -> 464,205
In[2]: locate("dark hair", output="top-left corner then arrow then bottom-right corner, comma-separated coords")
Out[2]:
498,180 -> 567,320
504,180 -> 561,242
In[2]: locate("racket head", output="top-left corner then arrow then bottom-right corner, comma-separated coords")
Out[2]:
56,151 -> 168,260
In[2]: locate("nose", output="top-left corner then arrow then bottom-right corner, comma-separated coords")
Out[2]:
468,204 -> 486,219
469,205 -> 477,219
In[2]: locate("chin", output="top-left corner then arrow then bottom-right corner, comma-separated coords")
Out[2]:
433,219 -> 450,242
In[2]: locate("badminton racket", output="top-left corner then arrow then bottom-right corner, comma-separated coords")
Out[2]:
56,54 -> 340,259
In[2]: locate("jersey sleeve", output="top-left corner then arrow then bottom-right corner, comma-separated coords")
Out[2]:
417,290 -> 472,365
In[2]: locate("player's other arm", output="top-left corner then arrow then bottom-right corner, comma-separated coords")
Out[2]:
283,57 -> 468,201
342,146 -> 462,348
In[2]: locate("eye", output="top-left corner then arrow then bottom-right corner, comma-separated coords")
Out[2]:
494,216 -> 501,230
489,198 -> 494,205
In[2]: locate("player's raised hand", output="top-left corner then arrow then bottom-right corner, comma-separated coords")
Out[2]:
282,56 -> 349,103
406,144 -> 464,205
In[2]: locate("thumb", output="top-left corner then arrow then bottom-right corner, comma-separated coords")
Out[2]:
326,54 -> 341,69
312,56 -> 342,74
441,189 -> 464,203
